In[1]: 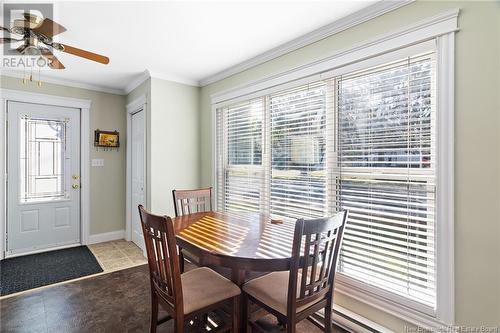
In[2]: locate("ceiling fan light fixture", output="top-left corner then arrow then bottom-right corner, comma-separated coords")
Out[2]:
36,56 -> 47,67
23,45 -> 41,56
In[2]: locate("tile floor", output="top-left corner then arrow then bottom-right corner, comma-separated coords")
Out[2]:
88,239 -> 147,272
0,264 -> 345,333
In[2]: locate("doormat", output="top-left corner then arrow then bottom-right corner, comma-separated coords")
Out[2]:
0,246 -> 103,296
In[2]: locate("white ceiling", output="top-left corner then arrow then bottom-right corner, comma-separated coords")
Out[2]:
1,1 -> 377,93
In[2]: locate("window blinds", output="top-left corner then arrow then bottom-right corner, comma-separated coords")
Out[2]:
215,52 -> 436,308
216,98 -> 264,213
268,83 -> 328,220
336,54 -> 436,307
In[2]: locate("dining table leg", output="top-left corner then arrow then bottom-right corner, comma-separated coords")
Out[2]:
231,268 -> 247,333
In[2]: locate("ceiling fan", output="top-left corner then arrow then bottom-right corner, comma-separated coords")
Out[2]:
1,12 -> 109,69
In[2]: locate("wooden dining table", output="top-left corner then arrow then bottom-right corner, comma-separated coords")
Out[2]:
172,210 -> 295,285
172,210 -> 296,332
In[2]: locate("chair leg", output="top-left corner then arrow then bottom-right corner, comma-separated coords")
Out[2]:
150,293 -> 159,333
324,304 -> 333,333
241,294 -> 249,333
179,247 -> 185,273
174,314 -> 184,333
233,296 -> 240,333
286,319 -> 296,333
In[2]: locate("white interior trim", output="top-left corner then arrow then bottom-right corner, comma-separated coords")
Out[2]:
125,95 -> 147,242
211,8 -> 459,105
199,0 -> 415,86
332,304 -> 394,333
4,243 -> 82,259
88,229 -> 126,245
210,9 -> 457,329
0,88 -> 91,260
435,31 -> 455,326
1,68 -> 198,96
0,70 -> 124,95
149,71 -> 200,88
123,70 -> 151,95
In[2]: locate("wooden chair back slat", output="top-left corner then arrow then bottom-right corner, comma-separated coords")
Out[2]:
172,187 -> 213,217
138,205 -> 183,309
287,211 -> 347,317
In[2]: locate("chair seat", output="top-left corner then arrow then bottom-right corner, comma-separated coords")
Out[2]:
181,267 -> 240,315
242,271 -> 318,316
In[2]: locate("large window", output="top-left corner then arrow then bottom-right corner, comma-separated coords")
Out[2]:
215,52 -> 437,312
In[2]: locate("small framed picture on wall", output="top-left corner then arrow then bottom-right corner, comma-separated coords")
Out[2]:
94,130 -> 120,148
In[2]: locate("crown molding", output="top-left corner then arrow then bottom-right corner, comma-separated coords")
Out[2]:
123,70 -> 200,95
123,70 -> 151,95
149,71 -> 200,87
0,69 -> 124,95
1,68 -> 199,96
211,8 -> 459,105
199,0 -> 415,87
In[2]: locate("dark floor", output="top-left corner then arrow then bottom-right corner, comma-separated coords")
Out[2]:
0,264 -> 344,333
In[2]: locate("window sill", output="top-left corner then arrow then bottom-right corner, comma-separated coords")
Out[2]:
334,275 -> 450,331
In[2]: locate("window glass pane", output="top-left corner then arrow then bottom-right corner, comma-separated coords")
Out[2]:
219,99 -> 264,212
269,84 -> 327,220
338,58 -> 433,168
337,54 -> 436,307
227,100 -> 262,165
19,117 -> 68,203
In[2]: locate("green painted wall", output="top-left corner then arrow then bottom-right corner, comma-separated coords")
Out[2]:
149,78 -> 200,216
199,1 -> 500,331
126,77 -> 200,216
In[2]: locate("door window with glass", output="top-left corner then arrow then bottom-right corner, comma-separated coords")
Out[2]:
20,117 -> 68,203
7,102 -> 80,256
215,51 -> 437,313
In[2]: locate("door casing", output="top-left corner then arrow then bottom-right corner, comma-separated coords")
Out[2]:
0,89 -> 91,260
125,95 -> 147,254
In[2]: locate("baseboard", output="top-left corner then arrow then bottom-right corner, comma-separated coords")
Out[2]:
332,305 -> 394,333
312,306 -> 393,333
87,230 -> 125,245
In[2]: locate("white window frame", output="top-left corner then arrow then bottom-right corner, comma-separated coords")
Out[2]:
211,9 -> 458,329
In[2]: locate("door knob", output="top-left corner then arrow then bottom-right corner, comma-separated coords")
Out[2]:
72,184 -> 80,189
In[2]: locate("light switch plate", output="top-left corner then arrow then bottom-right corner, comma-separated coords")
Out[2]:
92,158 -> 104,167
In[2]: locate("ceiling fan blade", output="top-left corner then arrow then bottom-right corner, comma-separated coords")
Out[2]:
59,43 -> 109,64
1,26 -> 10,33
42,50 -> 65,69
32,18 -> 66,37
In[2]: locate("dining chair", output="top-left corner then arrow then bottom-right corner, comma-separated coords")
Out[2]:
172,187 -> 213,272
138,205 -> 241,333
172,187 -> 213,216
242,211 -> 348,333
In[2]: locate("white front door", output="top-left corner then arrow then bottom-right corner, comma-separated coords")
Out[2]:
131,110 -> 145,251
7,101 -> 81,256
